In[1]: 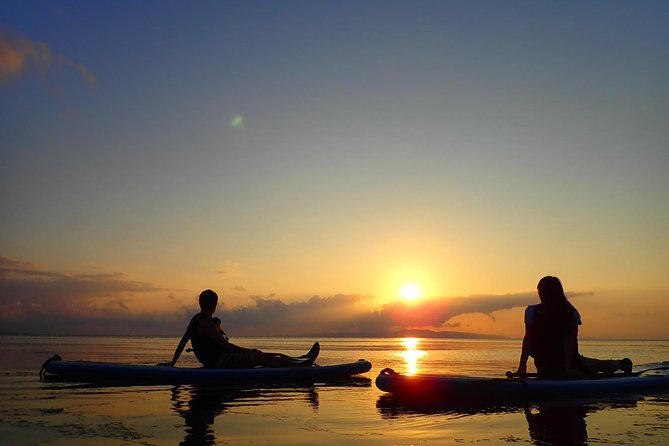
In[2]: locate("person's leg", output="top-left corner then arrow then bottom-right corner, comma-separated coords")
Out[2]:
581,357 -> 632,374
249,351 -> 308,367
216,342 -> 320,368
251,343 -> 320,368
216,349 -> 255,368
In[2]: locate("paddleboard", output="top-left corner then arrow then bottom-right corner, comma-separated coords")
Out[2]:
376,366 -> 669,402
41,355 -> 372,384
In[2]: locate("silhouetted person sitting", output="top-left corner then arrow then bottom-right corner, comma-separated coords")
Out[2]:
515,276 -> 632,379
163,289 -> 319,368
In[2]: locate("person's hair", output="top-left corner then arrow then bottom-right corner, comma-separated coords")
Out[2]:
537,276 -> 577,312
198,289 -> 218,310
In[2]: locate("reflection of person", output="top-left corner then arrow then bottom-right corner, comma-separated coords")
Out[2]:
171,385 -> 242,446
162,290 -> 319,368
515,276 -> 632,378
171,384 -> 320,446
524,404 -> 588,445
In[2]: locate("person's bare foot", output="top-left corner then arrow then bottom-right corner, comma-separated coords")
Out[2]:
296,342 -> 320,366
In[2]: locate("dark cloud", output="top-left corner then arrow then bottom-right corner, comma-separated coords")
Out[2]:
220,294 -> 379,336
168,293 -> 193,316
1,255 -> 593,336
0,312 -> 186,337
0,255 -> 172,332
215,290 -> 593,337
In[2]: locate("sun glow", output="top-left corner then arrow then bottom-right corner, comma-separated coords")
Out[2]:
400,338 -> 426,375
400,283 -> 422,301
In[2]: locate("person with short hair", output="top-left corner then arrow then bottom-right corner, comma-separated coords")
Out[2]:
163,289 -> 319,368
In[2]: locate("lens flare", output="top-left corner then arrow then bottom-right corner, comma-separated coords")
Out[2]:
231,115 -> 244,129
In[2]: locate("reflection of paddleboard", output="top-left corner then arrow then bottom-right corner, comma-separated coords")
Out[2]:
41,355 -> 371,384
376,365 -> 669,402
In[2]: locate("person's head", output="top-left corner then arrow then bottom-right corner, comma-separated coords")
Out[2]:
198,289 -> 218,312
537,276 -> 567,306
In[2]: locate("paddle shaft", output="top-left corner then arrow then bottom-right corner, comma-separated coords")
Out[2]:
505,365 -> 669,379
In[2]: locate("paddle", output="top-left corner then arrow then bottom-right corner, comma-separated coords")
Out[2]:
506,365 -> 669,379
628,365 -> 669,376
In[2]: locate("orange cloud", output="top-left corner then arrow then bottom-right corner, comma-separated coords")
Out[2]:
0,28 -> 96,85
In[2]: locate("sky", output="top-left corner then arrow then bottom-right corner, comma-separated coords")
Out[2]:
1,0 -> 668,339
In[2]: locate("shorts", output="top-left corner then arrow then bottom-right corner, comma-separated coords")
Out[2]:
214,350 -> 255,369
535,354 -> 590,378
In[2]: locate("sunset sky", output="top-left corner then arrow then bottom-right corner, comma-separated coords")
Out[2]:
1,1 -> 668,339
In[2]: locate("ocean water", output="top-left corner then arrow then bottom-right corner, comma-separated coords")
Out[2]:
1,335 -> 668,445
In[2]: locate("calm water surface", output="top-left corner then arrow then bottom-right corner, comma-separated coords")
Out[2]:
1,335 -> 668,445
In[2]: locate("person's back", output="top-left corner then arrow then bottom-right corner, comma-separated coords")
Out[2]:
515,276 -> 633,379
529,303 -> 580,377
189,313 -> 223,368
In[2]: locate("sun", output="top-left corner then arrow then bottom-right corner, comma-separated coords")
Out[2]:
400,283 -> 422,301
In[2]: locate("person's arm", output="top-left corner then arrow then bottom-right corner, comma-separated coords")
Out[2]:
158,321 -> 192,367
168,330 -> 191,367
514,306 -> 534,376
515,324 -> 533,376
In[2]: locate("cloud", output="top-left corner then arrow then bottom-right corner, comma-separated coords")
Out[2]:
0,255 -> 168,326
215,290 -> 587,337
381,293 -> 538,328
220,294 -> 379,336
215,261 -> 241,276
0,255 -> 594,337
0,28 -> 96,86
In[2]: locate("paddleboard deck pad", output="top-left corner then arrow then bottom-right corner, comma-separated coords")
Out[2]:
41,355 -> 372,384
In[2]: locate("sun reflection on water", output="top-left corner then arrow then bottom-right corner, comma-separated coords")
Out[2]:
400,338 -> 426,375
